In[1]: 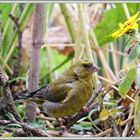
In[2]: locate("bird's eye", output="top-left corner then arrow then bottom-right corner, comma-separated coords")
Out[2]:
82,63 -> 92,68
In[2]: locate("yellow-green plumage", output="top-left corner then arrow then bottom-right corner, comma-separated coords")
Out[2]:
43,78 -> 92,118
17,60 -> 100,118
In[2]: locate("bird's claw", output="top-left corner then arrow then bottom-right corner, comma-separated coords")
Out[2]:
81,106 -> 89,113
58,126 -> 67,136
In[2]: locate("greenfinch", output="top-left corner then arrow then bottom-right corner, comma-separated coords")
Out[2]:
16,60 -> 100,118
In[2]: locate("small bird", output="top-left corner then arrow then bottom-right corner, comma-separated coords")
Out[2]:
16,60 -> 100,118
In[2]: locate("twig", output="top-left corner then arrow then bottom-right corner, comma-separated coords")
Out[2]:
36,115 -> 56,121
14,127 -> 82,137
128,125 -> 134,136
14,129 -> 81,137
95,115 -> 134,137
13,129 -> 28,137
109,43 -> 119,75
0,67 -> 21,121
90,30 -> 116,81
98,76 -> 113,84
122,104 -> 134,136
0,119 -> 48,137
102,46 -> 126,56
112,86 -> 135,103
0,119 -> 15,125
108,116 -> 121,137
86,84 -> 103,108
42,43 -> 125,57
102,78 -> 124,97
9,14 -> 23,78
46,130 -> 83,137
0,118 -> 81,137
9,14 -> 19,29
18,121 -> 48,136
65,84 -> 103,129
0,55 -> 13,74
42,43 -> 76,48
101,78 -> 135,104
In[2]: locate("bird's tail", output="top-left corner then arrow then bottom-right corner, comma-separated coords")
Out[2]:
13,85 -> 47,100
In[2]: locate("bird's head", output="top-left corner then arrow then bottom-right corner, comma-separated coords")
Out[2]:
70,59 -> 100,79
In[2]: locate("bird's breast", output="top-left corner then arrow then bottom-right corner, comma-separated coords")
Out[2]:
74,79 -> 92,105
43,79 -> 93,118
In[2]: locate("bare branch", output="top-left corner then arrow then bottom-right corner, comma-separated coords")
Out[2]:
0,67 -> 21,121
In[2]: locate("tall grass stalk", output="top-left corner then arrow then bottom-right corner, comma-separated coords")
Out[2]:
43,4 -> 56,80
78,4 -> 100,87
59,4 -> 81,63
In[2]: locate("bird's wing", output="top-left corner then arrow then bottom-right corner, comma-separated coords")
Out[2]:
42,82 -> 73,102
32,82 -> 73,102
16,78 -> 75,103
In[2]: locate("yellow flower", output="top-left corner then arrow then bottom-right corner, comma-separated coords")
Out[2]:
111,12 -> 139,39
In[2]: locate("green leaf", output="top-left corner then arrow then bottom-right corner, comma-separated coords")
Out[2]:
0,4 -> 13,28
6,112 -> 16,121
19,4 -> 35,31
2,4 -> 34,57
116,3 -> 139,16
110,108 -> 120,116
128,45 -> 140,64
94,4 -> 139,46
99,109 -> 110,121
118,67 -> 137,98
17,104 -> 26,118
1,4 -> 17,56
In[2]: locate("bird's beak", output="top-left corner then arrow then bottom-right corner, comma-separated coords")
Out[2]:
91,64 -> 100,72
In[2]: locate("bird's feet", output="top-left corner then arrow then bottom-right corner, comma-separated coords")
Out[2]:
58,126 -> 67,136
80,106 -> 89,113
56,118 -> 67,136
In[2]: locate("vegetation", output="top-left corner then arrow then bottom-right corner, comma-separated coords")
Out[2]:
0,3 -> 140,137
